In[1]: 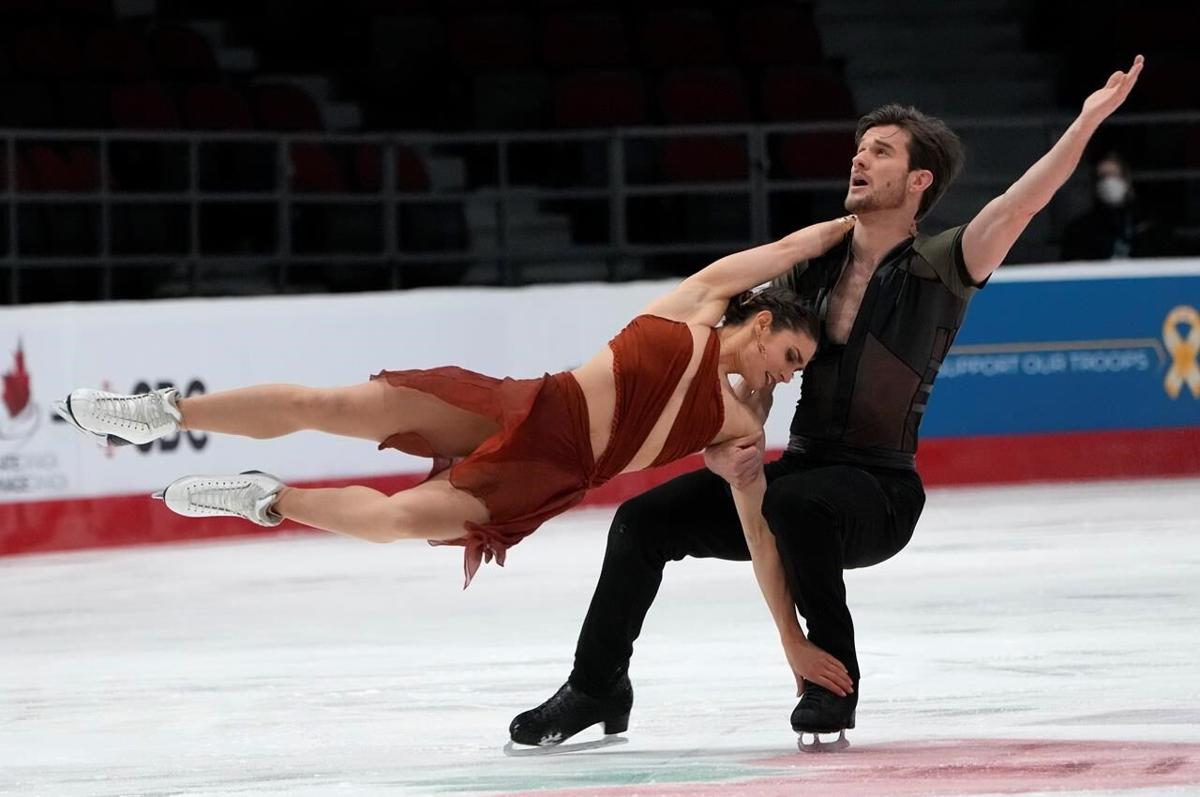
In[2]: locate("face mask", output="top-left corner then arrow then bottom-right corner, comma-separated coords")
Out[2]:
1097,175 -> 1130,207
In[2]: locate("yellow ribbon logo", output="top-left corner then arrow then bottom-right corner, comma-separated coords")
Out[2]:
1163,305 -> 1200,399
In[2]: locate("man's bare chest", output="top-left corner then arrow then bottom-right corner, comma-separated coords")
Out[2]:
825,265 -> 873,345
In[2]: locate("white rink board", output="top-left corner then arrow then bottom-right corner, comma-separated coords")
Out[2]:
5,281 -> 799,504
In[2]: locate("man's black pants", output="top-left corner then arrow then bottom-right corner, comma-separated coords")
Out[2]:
568,451 -> 926,696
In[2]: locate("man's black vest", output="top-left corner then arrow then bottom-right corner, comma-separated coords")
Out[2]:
774,225 -> 982,470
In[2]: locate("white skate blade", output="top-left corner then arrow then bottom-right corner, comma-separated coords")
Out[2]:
502,735 -> 628,757
52,398 -> 110,447
797,729 -> 850,753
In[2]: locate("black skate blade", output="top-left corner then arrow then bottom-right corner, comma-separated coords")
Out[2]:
502,734 -> 628,757
797,730 -> 850,753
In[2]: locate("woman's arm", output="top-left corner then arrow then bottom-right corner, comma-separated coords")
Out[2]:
730,471 -> 854,697
644,216 -> 854,325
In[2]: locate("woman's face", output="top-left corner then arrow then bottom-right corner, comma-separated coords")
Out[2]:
744,320 -> 818,392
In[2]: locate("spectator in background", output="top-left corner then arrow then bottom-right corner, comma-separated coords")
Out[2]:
1061,151 -> 1172,261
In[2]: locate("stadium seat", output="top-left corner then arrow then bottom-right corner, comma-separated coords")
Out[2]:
659,68 -> 751,123
65,145 -> 101,190
84,27 -> 152,80
737,4 -> 824,65
57,82 -> 112,128
761,67 -> 855,121
542,11 -> 629,68
21,145 -> 98,192
370,15 -> 448,69
0,83 -> 56,127
25,145 -> 73,191
183,84 -> 254,130
639,8 -> 727,67
775,130 -> 855,179
110,84 -> 180,129
450,14 -> 535,70
11,26 -> 82,77
661,136 -> 749,182
471,70 -> 549,129
254,83 -> 323,130
352,144 -> 431,192
149,25 -> 219,79
553,70 -> 648,128
0,0 -> 42,21
52,0 -> 112,20
289,143 -> 345,192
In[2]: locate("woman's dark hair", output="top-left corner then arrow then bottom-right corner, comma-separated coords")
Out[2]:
723,286 -> 820,344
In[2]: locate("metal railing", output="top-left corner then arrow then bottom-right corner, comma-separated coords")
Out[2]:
3,111 -> 1197,303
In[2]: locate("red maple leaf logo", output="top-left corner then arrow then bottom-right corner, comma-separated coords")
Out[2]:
3,340 -> 31,419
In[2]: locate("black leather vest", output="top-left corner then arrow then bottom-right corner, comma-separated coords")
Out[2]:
775,225 -> 980,469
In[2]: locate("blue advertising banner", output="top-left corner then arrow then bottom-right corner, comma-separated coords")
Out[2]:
925,261 -> 1200,438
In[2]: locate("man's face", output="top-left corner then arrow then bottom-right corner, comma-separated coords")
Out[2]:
845,125 -> 915,214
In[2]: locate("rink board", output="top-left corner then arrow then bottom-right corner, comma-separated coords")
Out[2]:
0,258 -> 1197,553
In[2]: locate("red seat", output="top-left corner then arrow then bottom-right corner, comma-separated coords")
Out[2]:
372,15 -> 448,67
65,145 -> 101,190
183,84 -> 254,130
25,145 -> 73,191
761,68 -> 855,121
254,84 -> 322,130
542,11 -> 629,68
553,70 -> 648,128
290,143 -> 345,193
0,0 -> 41,20
662,137 -> 749,182
450,14 -> 535,70
738,5 -> 824,65
52,0 -> 112,19
149,25 -> 218,79
11,26 -> 82,77
659,68 -> 751,124
24,145 -> 98,191
775,131 -> 854,179
0,83 -> 56,127
57,82 -> 111,128
110,84 -> 180,129
353,144 -> 431,192
640,9 -> 727,67
84,27 -> 152,80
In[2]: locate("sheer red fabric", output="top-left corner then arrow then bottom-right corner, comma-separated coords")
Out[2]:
372,315 -> 724,586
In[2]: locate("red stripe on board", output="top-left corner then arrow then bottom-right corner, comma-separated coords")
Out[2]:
916,426 -> 1200,486
2,427 -> 1197,556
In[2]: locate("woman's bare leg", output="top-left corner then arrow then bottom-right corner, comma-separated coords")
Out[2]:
273,473 -> 489,543
177,380 -> 499,453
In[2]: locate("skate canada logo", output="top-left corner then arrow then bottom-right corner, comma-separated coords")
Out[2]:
0,339 -> 40,445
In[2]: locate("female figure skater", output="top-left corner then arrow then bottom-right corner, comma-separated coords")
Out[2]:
56,217 -> 854,601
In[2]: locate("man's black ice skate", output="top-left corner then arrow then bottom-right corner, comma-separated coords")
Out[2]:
505,675 -> 632,756
791,681 -> 857,753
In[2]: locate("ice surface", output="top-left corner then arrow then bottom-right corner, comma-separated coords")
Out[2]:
3,478 -> 1199,796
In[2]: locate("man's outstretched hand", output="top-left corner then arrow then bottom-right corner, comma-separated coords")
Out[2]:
1081,55 -> 1144,124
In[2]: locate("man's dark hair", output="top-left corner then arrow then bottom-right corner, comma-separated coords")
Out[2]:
856,104 -> 965,220
723,286 -> 820,344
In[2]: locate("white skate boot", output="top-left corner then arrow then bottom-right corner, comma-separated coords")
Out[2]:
153,471 -> 285,527
53,387 -> 182,446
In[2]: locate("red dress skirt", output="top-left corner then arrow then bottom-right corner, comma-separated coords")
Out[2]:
371,367 -> 597,587
370,315 -> 724,588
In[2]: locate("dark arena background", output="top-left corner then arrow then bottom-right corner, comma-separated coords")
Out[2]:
2,1 -> 1199,795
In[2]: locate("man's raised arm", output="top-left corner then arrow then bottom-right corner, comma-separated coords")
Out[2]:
961,55 -> 1144,282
